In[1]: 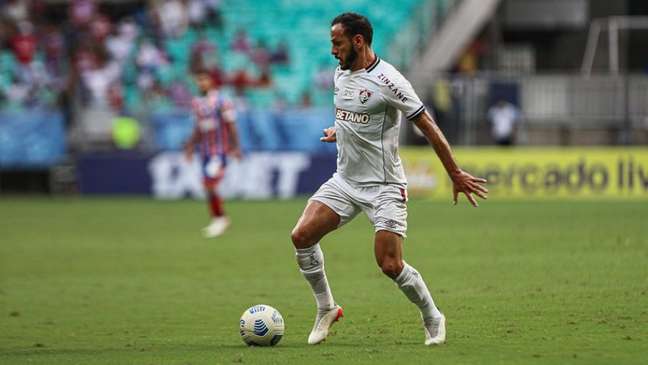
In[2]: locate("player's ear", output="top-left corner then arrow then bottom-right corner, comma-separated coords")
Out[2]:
352,34 -> 363,48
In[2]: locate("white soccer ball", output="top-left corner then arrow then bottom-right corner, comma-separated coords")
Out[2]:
239,304 -> 285,346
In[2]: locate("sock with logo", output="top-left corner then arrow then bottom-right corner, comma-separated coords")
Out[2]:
295,243 -> 335,311
393,261 -> 442,320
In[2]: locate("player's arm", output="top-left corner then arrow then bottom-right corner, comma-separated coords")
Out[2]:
183,126 -> 199,161
225,121 -> 242,159
222,100 -> 242,159
412,111 -> 488,206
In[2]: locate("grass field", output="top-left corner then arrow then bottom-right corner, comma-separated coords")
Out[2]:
1,197 -> 647,365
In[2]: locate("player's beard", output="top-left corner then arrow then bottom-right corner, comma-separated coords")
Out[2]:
340,46 -> 358,70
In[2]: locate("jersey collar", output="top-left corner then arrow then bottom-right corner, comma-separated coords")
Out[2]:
365,56 -> 380,73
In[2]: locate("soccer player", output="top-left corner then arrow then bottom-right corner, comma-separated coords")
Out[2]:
184,69 -> 241,238
291,13 -> 488,345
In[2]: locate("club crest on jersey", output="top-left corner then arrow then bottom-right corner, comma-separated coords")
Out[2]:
359,89 -> 372,104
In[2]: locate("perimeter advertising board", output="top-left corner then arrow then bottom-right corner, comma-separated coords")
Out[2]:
401,148 -> 648,200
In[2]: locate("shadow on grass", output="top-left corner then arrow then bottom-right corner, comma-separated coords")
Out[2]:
1,340 -> 425,357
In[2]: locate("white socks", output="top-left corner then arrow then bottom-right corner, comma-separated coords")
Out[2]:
394,261 -> 442,321
295,243 -> 335,311
296,246 -> 440,321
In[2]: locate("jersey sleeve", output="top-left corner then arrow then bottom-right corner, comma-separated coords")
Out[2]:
380,73 -> 426,120
190,98 -> 200,122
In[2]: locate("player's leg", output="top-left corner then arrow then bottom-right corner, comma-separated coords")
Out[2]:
291,200 -> 340,249
292,175 -> 361,344
202,156 -> 228,237
291,200 -> 344,344
374,230 -> 446,345
206,180 -> 225,217
369,184 -> 445,345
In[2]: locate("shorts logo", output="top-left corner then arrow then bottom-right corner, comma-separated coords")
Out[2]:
378,218 -> 399,228
359,89 -> 372,104
335,108 -> 370,124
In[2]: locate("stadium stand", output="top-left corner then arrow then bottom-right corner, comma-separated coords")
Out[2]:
2,0 -> 460,156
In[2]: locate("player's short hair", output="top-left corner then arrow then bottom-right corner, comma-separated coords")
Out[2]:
192,66 -> 211,76
331,12 -> 373,46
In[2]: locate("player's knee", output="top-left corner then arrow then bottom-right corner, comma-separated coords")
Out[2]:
290,227 -> 313,249
380,259 -> 403,279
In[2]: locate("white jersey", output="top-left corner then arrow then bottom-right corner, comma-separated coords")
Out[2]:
333,57 -> 426,185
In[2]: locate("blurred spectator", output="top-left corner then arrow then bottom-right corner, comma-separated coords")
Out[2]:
190,36 -> 224,87
136,39 -> 168,71
90,14 -> 113,42
74,42 -> 98,73
187,0 -> 208,27
142,79 -> 172,111
204,0 -> 224,30
136,39 -> 168,92
10,21 -> 37,65
106,19 -> 139,65
4,0 -> 30,23
42,25 -> 68,94
8,60 -> 50,108
487,100 -> 520,146
154,0 -> 189,38
251,39 -> 271,69
231,29 -> 251,54
107,82 -> 124,112
191,33 -> 217,62
167,78 -> 192,107
69,0 -> 97,29
79,46 -> 121,109
270,39 -> 290,65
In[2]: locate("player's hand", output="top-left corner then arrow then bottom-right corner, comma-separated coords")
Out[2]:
450,170 -> 488,207
230,147 -> 243,160
183,145 -> 194,162
320,127 -> 336,143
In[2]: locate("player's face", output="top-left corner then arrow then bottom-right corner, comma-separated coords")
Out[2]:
330,24 -> 358,70
195,73 -> 213,94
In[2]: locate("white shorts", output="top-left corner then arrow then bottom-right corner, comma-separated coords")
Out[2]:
310,173 -> 409,237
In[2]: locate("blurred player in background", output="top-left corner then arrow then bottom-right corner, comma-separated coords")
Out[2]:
184,69 -> 241,238
290,13 -> 488,345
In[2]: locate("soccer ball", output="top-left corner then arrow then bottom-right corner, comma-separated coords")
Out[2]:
239,304 -> 285,346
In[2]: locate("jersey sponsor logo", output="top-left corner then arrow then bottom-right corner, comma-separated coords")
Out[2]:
377,73 -> 409,103
359,89 -> 372,104
335,108 -> 370,124
342,88 -> 354,99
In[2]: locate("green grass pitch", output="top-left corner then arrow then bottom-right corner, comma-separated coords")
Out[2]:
1,198 -> 647,365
